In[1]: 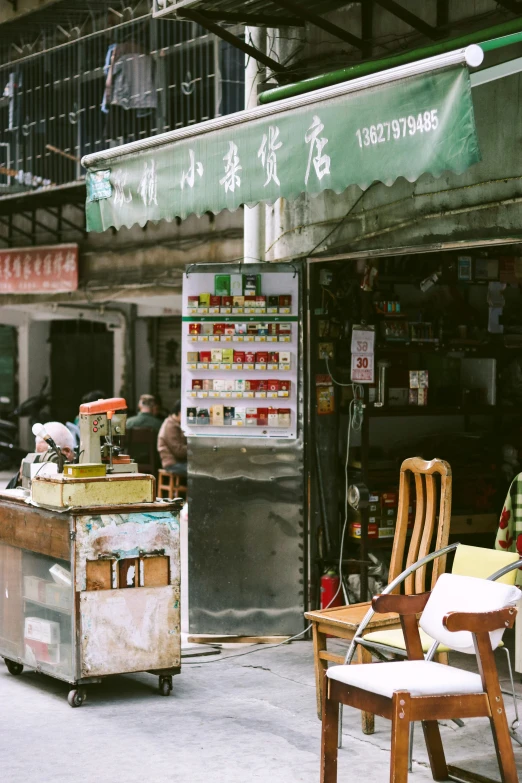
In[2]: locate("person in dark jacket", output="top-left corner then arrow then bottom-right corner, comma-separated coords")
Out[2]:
157,401 -> 187,477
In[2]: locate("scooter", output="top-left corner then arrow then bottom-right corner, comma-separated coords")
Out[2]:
0,379 -> 51,469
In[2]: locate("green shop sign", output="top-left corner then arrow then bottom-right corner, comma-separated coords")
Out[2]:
84,66 -> 479,233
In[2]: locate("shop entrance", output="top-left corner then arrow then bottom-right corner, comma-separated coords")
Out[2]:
308,247 -> 522,608
50,320 -> 114,423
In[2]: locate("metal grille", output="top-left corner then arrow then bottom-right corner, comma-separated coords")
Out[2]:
0,16 -> 244,194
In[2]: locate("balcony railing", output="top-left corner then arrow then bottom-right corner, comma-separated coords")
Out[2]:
0,15 -> 244,195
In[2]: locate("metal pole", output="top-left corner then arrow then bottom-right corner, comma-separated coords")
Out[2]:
243,26 -> 266,265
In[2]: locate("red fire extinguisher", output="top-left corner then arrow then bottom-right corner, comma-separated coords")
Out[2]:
320,569 -> 343,610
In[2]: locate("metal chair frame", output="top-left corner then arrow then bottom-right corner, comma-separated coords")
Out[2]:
338,543 -> 522,756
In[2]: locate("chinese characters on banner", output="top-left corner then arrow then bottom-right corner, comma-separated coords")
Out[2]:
0,244 -> 79,293
351,327 -> 375,383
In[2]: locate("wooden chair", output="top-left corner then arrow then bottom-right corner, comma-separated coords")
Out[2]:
125,427 -> 159,475
158,469 -> 187,500
321,573 -> 520,783
306,457 -> 452,729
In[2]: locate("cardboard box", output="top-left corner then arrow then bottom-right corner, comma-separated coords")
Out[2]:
214,275 -> 231,296
23,576 -> 48,603
25,639 -> 60,664
25,616 -> 60,645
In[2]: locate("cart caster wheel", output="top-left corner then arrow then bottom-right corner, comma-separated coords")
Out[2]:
5,659 -> 23,676
68,689 -> 86,708
159,676 -> 172,696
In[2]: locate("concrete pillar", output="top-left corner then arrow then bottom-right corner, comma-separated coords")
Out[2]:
17,321 -> 51,450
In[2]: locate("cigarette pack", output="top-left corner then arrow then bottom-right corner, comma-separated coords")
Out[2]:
257,408 -> 269,426
268,408 -> 279,427
244,351 -> 255,363
245,408 -> 258,426
187,351 -> 199,363
213,323 -> 226,335
199,350 -> 211,363
213,379 -> 226,392
267,379 -> 280,392
267,295 -> 279,309
232,408 -> 246,426
235,323 -> 247,335
224,324 -> 236,336
278,323 -> 292,336
202,379 -> 212,391
222,295 -> 233,307
201,323 -> 213,335
269,351 -> 279,363
196,407 -> 210,424
211,349 -> 223,363
279,351 -> 291,364
222,348 -> 234,363
255,296 -> 266,308
187,407 -> 197,424
199,293 -> 211,306
268,323 -> 279,335
210,405 -> 224,425
230,274 -> 243,296
246,379 -> 259,391
233,295 -> 244,307
224,379 -> 235,391
243,274 -> 261,294
214,275 -> 231,296
234,351 -> 246,363
278,408 -> 291,427
256,351 -> 269,363
257,323 -> 269,336
235,379 -> 246,392
192,379 -> 203,390
244,296 -> 256,308
209,295 -> 221,308
279,294 -> 292,308
189,323 -> 201,334
223,407 -> 235,425
257,379 -> 268,391
247,323 -> 258,335
279,380 -> 291,396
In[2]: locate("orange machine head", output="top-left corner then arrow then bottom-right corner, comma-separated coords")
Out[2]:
79,397 -> 127,415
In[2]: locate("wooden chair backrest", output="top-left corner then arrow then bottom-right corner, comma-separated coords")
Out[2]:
389,457 -> 452,595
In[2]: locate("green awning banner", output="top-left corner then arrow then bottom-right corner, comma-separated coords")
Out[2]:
84,65 -> 479,233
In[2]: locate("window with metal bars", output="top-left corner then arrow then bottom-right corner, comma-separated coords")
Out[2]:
0,15 -> 244,194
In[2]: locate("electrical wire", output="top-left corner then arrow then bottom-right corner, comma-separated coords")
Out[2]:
185,377 -> 364,665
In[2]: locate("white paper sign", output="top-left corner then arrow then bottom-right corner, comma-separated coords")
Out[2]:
351,326 -> 375,383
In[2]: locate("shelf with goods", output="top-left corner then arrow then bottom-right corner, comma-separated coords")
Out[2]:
182,268 -> 299,438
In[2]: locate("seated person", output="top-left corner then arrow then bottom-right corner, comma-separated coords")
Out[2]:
126,394 -> 162,432
6,421 -> 76,489
157,401 -> 187,477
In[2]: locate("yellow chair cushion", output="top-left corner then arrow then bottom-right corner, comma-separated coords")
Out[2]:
362,626 -> 504,654
452,545 -> 519,585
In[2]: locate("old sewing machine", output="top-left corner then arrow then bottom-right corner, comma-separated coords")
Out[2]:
0,397 -> 182,707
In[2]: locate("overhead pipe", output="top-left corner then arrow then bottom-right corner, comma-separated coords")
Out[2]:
259,18 -> 522,105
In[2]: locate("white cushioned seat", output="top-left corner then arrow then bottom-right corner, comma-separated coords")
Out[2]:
327,660 -> 483,699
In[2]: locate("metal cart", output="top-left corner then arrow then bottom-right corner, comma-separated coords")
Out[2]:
0,493 -> 182,706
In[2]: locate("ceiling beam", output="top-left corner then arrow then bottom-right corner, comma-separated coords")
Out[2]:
0,217 -> 34,242
20,211 -> 61,239
194,10 -> 303,27
45,207 -> 86,236
373,0 -> 442,40
181,9 -> 288,74
271,0 -> 364,49
361,0 -> 374,58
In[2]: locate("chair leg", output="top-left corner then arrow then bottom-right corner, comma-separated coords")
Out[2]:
421,721 -> 448,782
312,624 -> 328,720
501,646 -> 522,744
408,723 -> 414,772
358,644 -> 375,735
489,694 -> 519,783
390,691 -> 411,783
321,674 -> 339,783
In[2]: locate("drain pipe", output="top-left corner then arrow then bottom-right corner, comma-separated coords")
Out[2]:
243,26 -> 266,264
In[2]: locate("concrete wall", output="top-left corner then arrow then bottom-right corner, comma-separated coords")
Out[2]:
17,320 -> 50,449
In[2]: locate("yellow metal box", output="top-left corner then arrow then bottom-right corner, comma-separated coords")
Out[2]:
63,463 -> 107,479
31,473 -> 155,509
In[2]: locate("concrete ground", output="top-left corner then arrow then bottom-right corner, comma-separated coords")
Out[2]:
2,637 -> 522,783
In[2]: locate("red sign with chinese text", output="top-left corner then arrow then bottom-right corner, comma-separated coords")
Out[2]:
0,244 -> 78,293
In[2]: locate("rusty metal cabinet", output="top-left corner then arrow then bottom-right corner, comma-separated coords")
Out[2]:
0,495 -> 182,706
